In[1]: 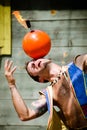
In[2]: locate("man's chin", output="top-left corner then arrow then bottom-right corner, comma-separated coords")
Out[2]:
43,60 -> 51,68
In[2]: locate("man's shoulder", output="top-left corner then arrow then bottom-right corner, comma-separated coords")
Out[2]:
74,53 -> 87,72
74,54 -> 87,63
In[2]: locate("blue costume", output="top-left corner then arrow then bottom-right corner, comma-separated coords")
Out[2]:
68,62 -> 87,118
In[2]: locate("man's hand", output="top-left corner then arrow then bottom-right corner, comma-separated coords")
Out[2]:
4,59 -> 17,88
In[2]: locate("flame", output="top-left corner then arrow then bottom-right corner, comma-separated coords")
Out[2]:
12,11 -> 28,29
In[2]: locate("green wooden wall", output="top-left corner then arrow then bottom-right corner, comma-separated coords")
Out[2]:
0,9 -> 87,130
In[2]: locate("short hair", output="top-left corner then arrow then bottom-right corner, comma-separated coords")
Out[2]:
25,61 -> 48,83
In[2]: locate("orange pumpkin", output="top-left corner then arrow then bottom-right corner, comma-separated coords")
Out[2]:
22,30 -> 51,59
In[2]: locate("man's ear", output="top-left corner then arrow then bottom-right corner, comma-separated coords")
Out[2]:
83,60 -> 87,73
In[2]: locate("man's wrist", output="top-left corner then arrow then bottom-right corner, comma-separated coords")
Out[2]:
9,84 -> 16,89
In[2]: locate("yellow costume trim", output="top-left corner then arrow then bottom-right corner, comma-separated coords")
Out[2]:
46,86 -> 68,130
47,107 -> 68,130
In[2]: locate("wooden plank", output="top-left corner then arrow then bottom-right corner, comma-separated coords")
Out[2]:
14,10 -> 87,20
0,125 -> 46,130
12,38 -> 87,48
47,47 -> 87,65
11,46 -> 87,65
1,47 -> 87,72
52,39 -> 87,47
1,47 -> 87,70
12,20 -> 87,34
12,20 -> 87,47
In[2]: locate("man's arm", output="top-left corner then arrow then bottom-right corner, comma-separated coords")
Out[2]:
4,59 -> 47,121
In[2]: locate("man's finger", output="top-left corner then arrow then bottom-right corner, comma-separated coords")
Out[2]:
4,59 -> 9,69
11,66 -> 17,74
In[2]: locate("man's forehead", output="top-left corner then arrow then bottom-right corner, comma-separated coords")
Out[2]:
26,59 -> 35,65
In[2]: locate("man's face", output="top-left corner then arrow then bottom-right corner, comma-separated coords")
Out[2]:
26,58 -> 51,77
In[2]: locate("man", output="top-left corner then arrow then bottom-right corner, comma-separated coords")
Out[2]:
4,54 -> 87,130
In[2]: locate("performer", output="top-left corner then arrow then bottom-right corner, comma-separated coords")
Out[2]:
4,53 -> 87,130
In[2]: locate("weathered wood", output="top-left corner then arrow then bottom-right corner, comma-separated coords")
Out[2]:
12,12 -> 87,48
12,19 -> 87,36
0,125 -> 46,130
24,10 -> 87,20
1,46 -> 87,73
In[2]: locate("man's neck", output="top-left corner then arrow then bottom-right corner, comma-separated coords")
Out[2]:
47,63 -> 62,82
